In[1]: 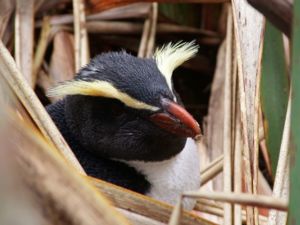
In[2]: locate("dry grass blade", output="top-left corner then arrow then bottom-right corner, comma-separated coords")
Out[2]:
223,5 -> 233,225
0,0 -> 14,39
0,40 -> 85,173
234,97 -> 242,225
37,70 -> 57,102
73,0 -> 90,71
200,156 -> 223,186
267,89 -> 291,225
196,199 -> 223,210
86,21 -> 218,36
258,107 -> 273,178
138,16 -> 151,57
33,16 -> 51,87
0,110 -> 129,225
196,204 -> 223,217
37,3 -> 152,27
206,41 -> 226,191
201,155 -> 224,174
90,177 -> 216,225
49,31 -> 75,84
168,198 -> 183,225
145,3 -> 158,58
87,21 -> 144,34
85,0 -> 229,12
15,0 -> 34,86
195,203 -> 268,225
88,3 -> 152,20
231,0 -> 264,223
119,208 -> 165,225
183,191 -> 288,211
138,3 -> 157,58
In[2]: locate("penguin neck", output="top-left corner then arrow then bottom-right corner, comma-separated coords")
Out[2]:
120,138 -> 201,210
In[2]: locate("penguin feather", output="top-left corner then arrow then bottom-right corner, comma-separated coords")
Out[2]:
48,80 -> 159,111
154,41 -> 199,90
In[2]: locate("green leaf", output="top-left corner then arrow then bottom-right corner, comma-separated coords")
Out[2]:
260,21 -> 289,175
290,0 -> 300,222
159,3 -> 201,27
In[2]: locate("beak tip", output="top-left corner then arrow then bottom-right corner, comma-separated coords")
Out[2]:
192,124 -> 201,137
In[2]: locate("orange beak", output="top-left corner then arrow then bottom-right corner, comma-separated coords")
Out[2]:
149,98 -> 201,138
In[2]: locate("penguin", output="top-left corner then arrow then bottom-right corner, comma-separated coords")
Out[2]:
46,41 -> 201,210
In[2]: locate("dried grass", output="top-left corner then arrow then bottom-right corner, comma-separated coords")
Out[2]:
0,0 -> 292,225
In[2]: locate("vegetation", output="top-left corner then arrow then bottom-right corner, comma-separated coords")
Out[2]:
0,0 -> 296,224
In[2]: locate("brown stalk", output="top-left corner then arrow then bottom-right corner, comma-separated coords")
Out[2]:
234,94 -> 243,225
0,0 -> 14,39
2,111 -> 129,225
118,208 -> 165,225
201,154 -> 223,174
168,197 -> 183,225
36,69 -> 60,103
138,17 -> 151,57
145,3 -> 158,58
231,1 -> 265,223
73,0 -> 90,71
88,3 -> 151,21
87,21 -> 144,34
196,199 -> 223,210
86,0 -> 228,13
196,204 -> 224,218
85,21 -> 218,37
223,5 -> 233,225
90,177 -> 216,225
195,203 -> 268,225
0,40 -> 85,173
230,22 -> 242,225
33,16 -> 51,87
49,31 -> 75,84
200,157 -> 223,186
138,2 -> 157,58
183,191 -> 288,211
15,0 -> 34,86
36,3 -> 152,27
259,106 -> 273,177
206,41 -> 226,192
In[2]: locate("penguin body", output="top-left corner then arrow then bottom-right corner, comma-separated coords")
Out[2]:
47,42 -> 201,209
47,99 -> 151,193
124,138 -> 200,209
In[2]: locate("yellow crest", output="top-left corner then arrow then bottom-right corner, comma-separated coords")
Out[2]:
154,41 -> 199,90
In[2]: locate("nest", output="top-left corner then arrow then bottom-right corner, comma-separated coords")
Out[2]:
0,1 -> 291,225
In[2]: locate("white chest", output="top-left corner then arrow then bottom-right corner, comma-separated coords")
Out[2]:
124,138 -> 201,210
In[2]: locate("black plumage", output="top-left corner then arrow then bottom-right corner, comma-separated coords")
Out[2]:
47,99 -> 151,193
46,46 -> 200,197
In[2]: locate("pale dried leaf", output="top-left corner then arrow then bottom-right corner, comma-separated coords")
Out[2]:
49,31 -> 75,83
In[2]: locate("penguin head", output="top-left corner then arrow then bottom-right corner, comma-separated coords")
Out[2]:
48,41 -> 201,161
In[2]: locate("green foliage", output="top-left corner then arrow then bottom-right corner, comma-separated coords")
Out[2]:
261,21 -> 289,175
290,0 -> 300,222
159,4 -> 201,27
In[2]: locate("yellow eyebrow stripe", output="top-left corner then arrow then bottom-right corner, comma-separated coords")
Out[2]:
48,80 -> 159,111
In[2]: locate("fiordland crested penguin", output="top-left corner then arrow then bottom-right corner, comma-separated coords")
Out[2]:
46,41 -> 201,210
